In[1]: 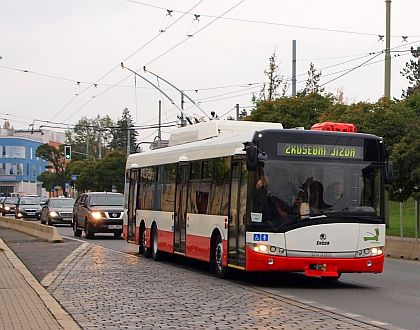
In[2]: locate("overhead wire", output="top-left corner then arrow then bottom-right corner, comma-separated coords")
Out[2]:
63,0 -> 246,122
52,0 -> 206,122
118,0 -> 420,38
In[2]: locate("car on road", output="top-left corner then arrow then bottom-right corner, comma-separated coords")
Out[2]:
1,197 -> 19,216
40,197 -> 75,226
73,192 -> 124,239
15,196 -> 42,219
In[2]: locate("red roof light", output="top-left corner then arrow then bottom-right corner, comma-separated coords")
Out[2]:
311,122 -> 357,133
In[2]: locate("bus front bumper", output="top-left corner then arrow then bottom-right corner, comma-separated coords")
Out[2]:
245,246 -> 384,276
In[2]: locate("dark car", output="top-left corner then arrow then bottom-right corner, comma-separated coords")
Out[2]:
40,197 -> 75,226
2,197 -> 19,216
15,196 -> 42,219
73,192 -> 124,239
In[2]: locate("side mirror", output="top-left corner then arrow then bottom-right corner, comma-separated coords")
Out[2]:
245,143 -> 258,171
385,161 -> 394,184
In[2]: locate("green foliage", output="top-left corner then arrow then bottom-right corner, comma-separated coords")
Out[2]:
35,144 -> 67,190
401,46 -> 420,98
247,93 -> 334,129
299,62 -> 324,96
74,161 -> 98,193
253,52 -> 288,103
65,115 -> 115,161
37,171 -> 59,192
94,151 -> 126,192
388,120 -> 420,201
108,108 -> 138,154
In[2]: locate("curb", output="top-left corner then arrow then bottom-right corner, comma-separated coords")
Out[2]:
0,216 -> 62,242
385,236 -> 420,260
0,238 -> 80,329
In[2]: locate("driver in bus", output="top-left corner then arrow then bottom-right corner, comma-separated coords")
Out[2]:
254,173 -> 289,223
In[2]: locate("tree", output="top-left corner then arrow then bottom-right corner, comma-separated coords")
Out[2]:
388,120 -> 420,201
94,151 -> 126,192
246,93 -> 334,129
37,171 -> 59,193
108,108 -> 138,154
72,160 -> 98,193
299,62 -> 324,96
35,144 -> 67,191
65,115 -> 115,161
253,52 -> 288,103
401,46 -> 420,98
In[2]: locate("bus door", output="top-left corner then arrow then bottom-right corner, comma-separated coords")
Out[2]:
127,169 -> 139,242
228,159 -> 247,268
174,164 -> 189,254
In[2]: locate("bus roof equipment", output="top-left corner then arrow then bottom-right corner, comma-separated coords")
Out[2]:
311,122 -> 357,133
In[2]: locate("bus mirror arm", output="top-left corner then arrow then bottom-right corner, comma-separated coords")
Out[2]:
245,143 -> 259,171
385,161 -> 394,184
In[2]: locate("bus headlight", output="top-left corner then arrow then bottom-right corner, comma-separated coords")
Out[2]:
356,247 -> 383,257
247,243 -> 286,256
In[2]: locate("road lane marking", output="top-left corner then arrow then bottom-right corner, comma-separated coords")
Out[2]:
41,242 -> 89,287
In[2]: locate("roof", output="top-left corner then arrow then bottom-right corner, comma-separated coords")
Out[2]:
127,121 -> 284,169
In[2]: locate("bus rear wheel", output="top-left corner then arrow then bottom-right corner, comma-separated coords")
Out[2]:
139,226 -> 145,255
213,235 -> 228,278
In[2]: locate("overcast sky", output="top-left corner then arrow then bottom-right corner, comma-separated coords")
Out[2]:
1,0 -> 419,143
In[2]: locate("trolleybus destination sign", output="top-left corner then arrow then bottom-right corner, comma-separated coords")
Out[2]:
277,143 -> 363,159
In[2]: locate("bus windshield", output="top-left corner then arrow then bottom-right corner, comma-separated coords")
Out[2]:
249,160 -> 384,229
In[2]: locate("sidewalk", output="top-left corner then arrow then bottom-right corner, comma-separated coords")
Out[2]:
0,238 -> 80,330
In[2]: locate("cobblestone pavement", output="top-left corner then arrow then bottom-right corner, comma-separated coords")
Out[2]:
48,245 -> 386,330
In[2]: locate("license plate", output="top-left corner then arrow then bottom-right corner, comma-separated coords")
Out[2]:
27,212 -> 35,215
63,218 -> 72,221
108,225 -> 122,229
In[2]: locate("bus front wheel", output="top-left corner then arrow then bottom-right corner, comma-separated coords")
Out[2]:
213,235 -> 228,278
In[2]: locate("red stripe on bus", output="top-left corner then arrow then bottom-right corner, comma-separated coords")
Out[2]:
157,230 -> 174,253
245,246 -> 384,275
186,234 -> 211,262
123,224 -> 128,240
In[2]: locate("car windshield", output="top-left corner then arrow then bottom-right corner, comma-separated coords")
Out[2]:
90,195 -> 124,206
5,197 -> 19,204
249,159 -> 384,229
19,198 -> 40,205
50,199 -> 75,208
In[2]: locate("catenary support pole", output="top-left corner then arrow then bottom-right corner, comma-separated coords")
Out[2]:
292,40 -> 297,96
384,0 -> 391,98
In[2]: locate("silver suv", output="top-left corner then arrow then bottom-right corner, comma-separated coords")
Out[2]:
72,192 -> 124,239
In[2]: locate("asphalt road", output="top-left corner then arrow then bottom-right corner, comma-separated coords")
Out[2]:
54,224 -> 420,330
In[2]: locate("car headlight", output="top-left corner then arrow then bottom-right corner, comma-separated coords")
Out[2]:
91,211 -> 103,220
49,211 -> 58,217
4,206 -> 10,211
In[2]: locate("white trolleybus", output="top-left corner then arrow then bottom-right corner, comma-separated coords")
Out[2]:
124,120 -> 393,279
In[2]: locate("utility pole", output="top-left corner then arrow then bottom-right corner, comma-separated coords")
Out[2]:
126,115 -> 131,156
292,40 -> 297,96
158,100 -> 162,147
98,123 -> 102,160
384,0 -> 392,98
236,103 -> 240,120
